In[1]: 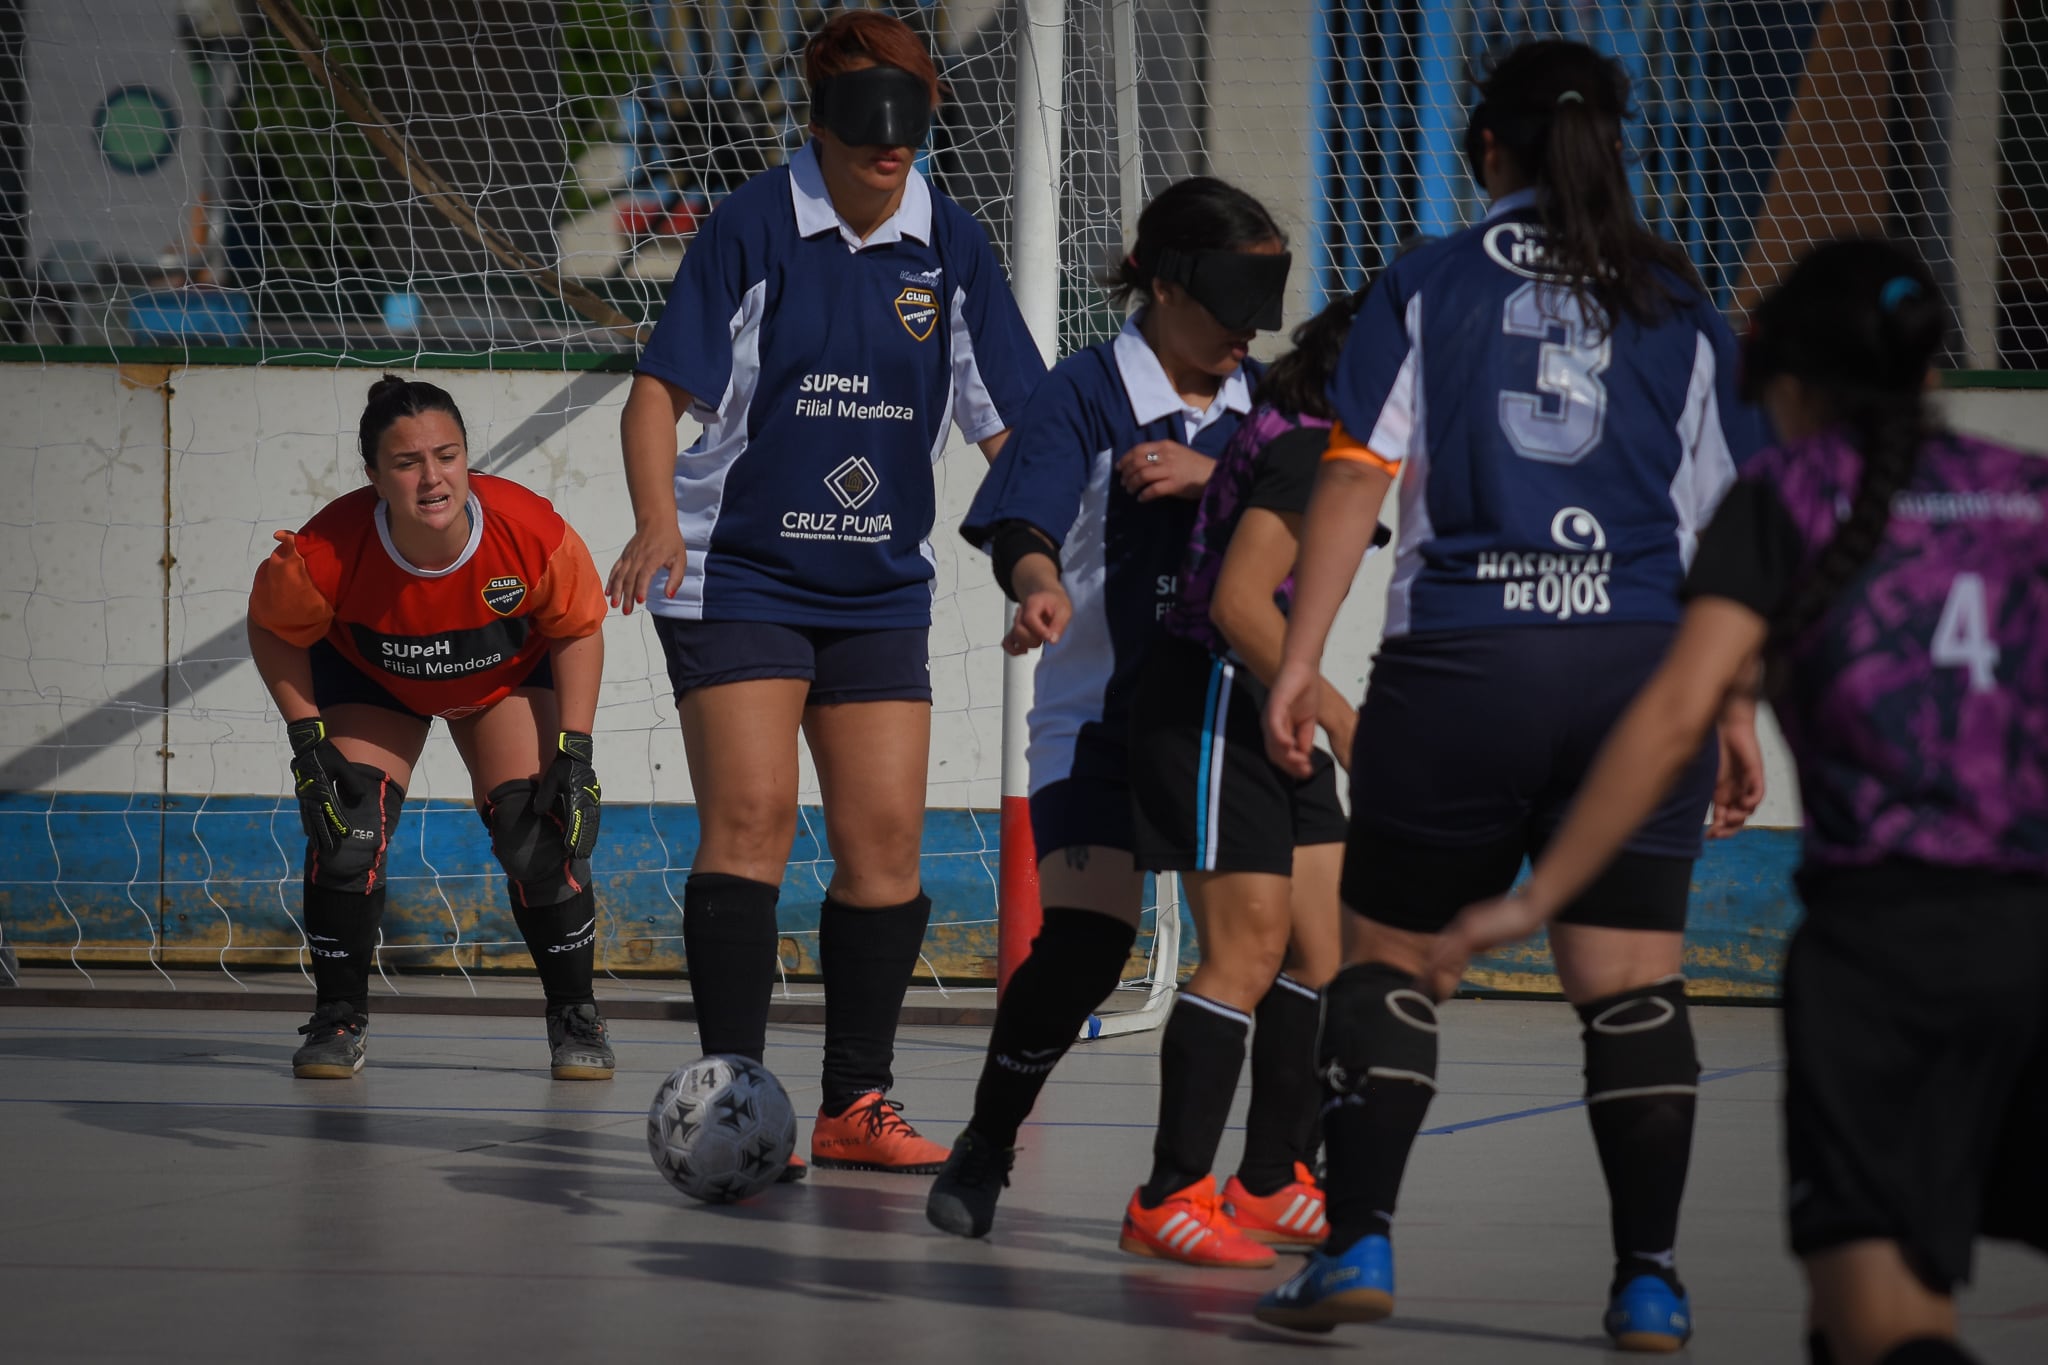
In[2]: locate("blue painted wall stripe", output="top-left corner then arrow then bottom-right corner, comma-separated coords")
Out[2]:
0,791 -> 1808,994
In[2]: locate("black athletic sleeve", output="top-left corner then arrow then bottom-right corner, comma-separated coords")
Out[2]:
1681,475 -> 1806,621
1245,428 -> 1328,516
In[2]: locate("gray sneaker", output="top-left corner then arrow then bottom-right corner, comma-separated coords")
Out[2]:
293,1003 -> 367,1079
547,1003 -> 615,1080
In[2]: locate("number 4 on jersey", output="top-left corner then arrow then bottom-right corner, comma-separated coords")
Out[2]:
1931,572 -> 2001,694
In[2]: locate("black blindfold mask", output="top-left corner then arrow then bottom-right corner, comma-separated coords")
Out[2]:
1152,248 -> 1293,332
811,66 -> 933,151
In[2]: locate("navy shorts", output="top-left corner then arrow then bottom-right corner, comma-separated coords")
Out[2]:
1341,624 -> 1715,933
309,638 -> 553,725
650,617 -> 931,704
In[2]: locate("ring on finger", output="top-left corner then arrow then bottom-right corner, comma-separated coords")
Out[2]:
1145,449 -> 1160,464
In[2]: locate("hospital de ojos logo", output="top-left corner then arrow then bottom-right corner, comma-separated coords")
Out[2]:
894,285 -> 938,341
482,575 -> 528,615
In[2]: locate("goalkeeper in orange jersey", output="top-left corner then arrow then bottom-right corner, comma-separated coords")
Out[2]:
247,376 -> 613,1081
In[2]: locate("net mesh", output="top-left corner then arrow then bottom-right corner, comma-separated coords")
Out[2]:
0,0 -> 2043,991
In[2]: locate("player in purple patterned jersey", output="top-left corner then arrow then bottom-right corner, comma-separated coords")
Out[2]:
1430,239 -> 2048,1365
1126,291 -> 1392,1252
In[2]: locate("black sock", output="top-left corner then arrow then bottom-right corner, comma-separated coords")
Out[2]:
1142,994 -> 1251,1205
1320,963 -> 1439,1255
1239,972 -> 1322,1197
682,872 -> 780,1061
1808,1329 -> 1833,1365
970,907 -> 1137,1148
1578,980 -> 1698,1293
512,886 -> 598,1011
818,890 -> 932,1114
302,883 -> 386,1017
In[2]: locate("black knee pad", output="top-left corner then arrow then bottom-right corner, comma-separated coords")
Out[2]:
484,778 -> 588,908
1577,976 -> 1699,1104
1319,962 -> 1439,1098
305,764 -> 404,895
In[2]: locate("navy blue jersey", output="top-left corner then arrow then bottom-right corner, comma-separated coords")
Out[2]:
963,315 -> 1260,791
636,142 -> 1044,627
1329,190 -> 1767,638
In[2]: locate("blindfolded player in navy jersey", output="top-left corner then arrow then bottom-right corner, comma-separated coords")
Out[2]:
1254,39 -> 1772,1347
1430,239 -> 2048,1365
606,11 -> 1044,1178
927,178 -> 1295,1253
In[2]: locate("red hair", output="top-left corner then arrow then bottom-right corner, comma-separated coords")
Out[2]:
805,10 -> 941,110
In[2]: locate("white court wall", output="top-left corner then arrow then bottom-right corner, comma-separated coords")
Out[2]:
0,361 -> 2042,831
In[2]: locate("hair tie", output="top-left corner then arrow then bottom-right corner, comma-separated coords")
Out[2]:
1879,275 -> 1922,314
1555,90 -> 1584,106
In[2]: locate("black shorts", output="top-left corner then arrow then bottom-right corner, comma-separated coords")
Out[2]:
1030,776 -> 1134,860
308,639 -> 553,724
1340,624 -> 1716,933
651,617 -> 931,704
1784,861 -> 2048,1292
1130,635 -> 1347,875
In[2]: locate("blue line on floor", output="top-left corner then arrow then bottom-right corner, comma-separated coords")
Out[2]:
1419,1059 -> 1782,1136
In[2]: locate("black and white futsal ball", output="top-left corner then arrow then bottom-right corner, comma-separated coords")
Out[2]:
647,1055 -> 797,1203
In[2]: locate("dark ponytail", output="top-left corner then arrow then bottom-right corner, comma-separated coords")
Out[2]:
1101,176 -> 1285,309
1466,40 -> 1698,332
1256,289 -> 1368,421
1742,238 -> 1950,660
358,375 -> 467,469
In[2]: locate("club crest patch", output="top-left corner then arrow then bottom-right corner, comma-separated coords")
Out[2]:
894,286 -> 938,342
482,575 -> 527,616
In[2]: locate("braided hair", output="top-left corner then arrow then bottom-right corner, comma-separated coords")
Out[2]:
1465,40 -> 1701,335
1742,238 -> 1950,662
1254,288 -> 1367,421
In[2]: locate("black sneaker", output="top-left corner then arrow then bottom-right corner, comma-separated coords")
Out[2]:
293,1003 -> 367,1079
925,1128 -> 1015,1238
547,1002 -> 615,1080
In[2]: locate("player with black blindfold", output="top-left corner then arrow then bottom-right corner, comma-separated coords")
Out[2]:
609,10 -> 1044,1181
930,178 -> 1303,1266
809,63 -> 934,152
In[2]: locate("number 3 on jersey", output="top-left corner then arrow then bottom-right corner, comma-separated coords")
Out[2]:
1932,571 -> 2001,694
1499,282 -> 1610,465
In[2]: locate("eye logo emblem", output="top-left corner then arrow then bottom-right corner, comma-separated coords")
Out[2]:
1550,507 -> 1607,551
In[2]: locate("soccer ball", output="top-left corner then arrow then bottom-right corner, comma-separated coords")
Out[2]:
646,1055 -> 798,1203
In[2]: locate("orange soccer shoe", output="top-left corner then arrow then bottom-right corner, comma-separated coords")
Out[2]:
1119,1179 -> 1278,1268
810,1093 -> 950,1173
1222,1163 -> 1329,1248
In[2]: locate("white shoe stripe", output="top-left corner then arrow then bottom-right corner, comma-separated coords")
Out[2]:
1158,1211 -> 1189,1242
1168,1222 -> 1201,1252
1183,1227 -> 1208,1253
1280,1194 -> 1308,1228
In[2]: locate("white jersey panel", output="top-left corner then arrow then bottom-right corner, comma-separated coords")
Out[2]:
658,279 -> 768,618
1025,445 -> 1117,791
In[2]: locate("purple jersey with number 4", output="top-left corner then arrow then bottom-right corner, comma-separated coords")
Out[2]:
1756,433 -> 2048,874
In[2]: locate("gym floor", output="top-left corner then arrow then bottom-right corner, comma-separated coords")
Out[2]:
2,1000 -> 2042,1363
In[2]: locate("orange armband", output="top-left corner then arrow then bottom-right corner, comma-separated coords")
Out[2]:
1321,421 -> 1400,475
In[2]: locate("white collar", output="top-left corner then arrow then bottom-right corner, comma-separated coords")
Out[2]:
788,141 -> 933,250
374,493 -> 483,578
1112,311 -> 1254,429
1485,187 -> 1543,222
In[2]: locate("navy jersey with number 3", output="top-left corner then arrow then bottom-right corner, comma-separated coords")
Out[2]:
1330,190 -> 1767,637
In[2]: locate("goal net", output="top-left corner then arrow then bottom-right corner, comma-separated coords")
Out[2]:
0,0 -> 2040,1005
